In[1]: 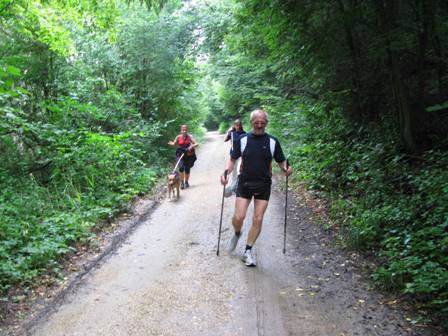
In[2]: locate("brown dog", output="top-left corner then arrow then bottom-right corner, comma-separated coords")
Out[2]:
167,171 -> 180,200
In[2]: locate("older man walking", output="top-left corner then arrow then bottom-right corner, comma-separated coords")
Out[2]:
220,109 -> 292,267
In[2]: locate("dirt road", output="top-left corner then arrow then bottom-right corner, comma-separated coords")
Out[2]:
28,132 -> 433,336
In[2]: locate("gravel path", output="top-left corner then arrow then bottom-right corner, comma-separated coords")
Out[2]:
26,132 -> 435,336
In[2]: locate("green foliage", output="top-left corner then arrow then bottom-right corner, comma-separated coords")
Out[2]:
218,122 -> 229,134
0,163 -> 158,289
1,0 -> 447,328
0,0 -> 205,292
198,0 -> 448,326
0,1 -> 120,57
272,100 -> 448,325
0,87 -> 161,289
124,0 -> 171,13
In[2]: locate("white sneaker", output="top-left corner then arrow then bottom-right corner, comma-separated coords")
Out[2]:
226,234 -> 240,253
242,249 -> 256,267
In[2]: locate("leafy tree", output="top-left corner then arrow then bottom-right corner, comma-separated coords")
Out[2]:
0,0 -> 206,293
197,0 -> 448,327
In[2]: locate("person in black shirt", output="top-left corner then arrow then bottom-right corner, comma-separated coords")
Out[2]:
220,110 -> 292,267
223,118 -> 246,197
224,118 -> 245,143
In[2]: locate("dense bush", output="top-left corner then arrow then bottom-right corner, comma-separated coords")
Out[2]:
270,101 -> 448,325
0,120 -> 159,290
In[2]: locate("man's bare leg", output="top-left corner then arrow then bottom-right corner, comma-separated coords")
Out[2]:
246,199 -> 269,246
226,197 -> 251,253
232,197 -> 251,232
241,199 -> 269,266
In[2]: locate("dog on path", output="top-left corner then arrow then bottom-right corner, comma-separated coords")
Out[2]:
167,171 -> 181,200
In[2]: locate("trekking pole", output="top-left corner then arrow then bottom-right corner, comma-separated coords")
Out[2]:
217,170 -> 228,256
283,160 -> 289,254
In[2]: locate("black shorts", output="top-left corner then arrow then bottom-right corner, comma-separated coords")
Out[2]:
178,158 -> 191,174
176,151 -> 197,174
235,179 -> 271,201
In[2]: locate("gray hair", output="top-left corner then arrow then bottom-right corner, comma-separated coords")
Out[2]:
250,109 -> 269,122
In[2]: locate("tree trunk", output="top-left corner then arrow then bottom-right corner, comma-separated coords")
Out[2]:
428,3 -> 447,94
336,0 -> 363,119
374,0 -> 416,153
416,0 -> 428,101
